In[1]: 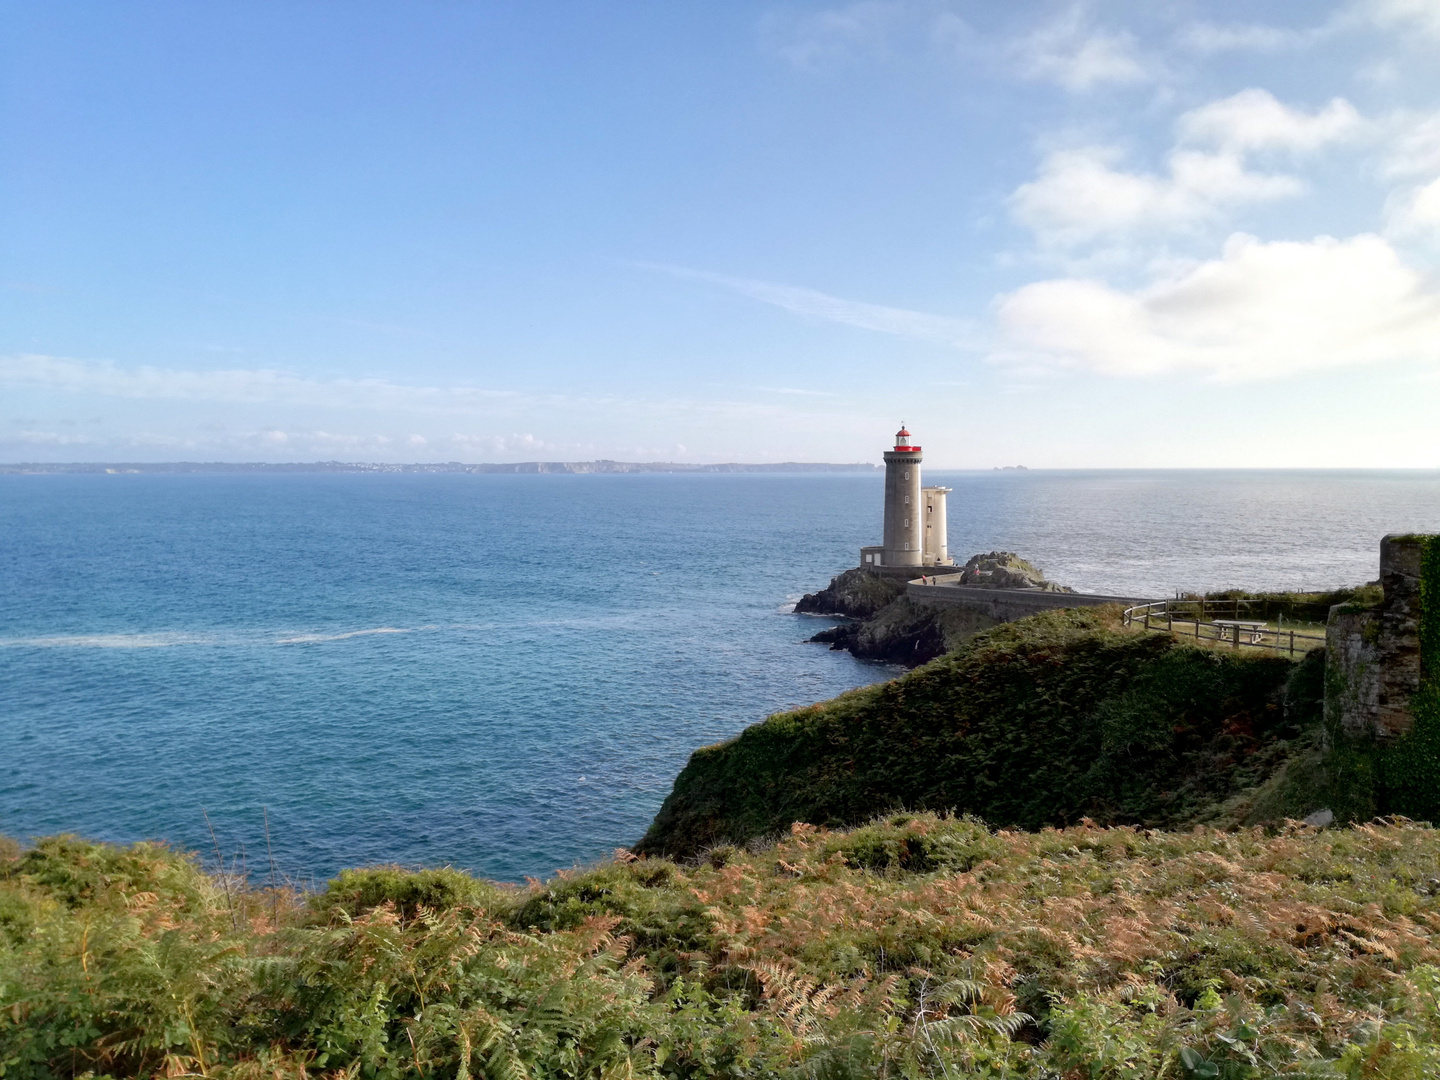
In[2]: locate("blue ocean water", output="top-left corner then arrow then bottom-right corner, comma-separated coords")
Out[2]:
3,469 -> 1439,882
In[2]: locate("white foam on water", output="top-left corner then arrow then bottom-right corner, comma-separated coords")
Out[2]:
0,626 -> 436,648
0,632 -> 213,649
276,627 -> 411,644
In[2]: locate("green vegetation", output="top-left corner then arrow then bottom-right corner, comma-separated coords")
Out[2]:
640,608 -> 1328,861
9,818 -> 1440,1078
1185,585 -> 1383,625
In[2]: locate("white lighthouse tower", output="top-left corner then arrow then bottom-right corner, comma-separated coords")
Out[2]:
860,424 -> 954,573
882,424 -> 924,567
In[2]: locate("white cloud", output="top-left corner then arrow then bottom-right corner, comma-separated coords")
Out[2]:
1382,112 -> 1440,178
1008,145 -> 1299,248
1009,91 -> 1366,250
1365,0 -> 1440,37
1012,5 -> 1150,91
652,265 -> 977,347
1375,112 -> 1440,241
1387,176 -> 1440,237
1176,22 -> 1319,53
993,232 -> 1440,380
1176,89 -> 1363,154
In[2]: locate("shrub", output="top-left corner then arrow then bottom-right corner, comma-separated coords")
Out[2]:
7,819 -> 1440,1077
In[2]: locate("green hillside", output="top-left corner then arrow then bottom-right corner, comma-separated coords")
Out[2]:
638,608 -> 1333,861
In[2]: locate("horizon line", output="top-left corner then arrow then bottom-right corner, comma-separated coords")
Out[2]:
4,461 -> 1440,475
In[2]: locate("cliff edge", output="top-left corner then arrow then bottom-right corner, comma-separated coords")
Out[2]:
638,607 -> 1328,860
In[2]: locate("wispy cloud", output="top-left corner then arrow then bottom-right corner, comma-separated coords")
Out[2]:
0,352 -> 894,465
1010,4 -> 1153,92
762,0 -> 1150,94
1175,20 -> 1332,53
1364,0 -> 1440,39
647,265 -> 978,349
761,0 -> 908,70
0,355 -> 521,413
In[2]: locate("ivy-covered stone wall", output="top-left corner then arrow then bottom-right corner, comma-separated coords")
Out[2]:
1325,535 -> 1429,739
1324,533 -> 1440,819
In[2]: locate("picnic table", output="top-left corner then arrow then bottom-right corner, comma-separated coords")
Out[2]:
1212,619 -> 1267,644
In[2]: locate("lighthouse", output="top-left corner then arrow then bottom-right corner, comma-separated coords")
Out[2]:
882,425 -> 924,567
859,425 -> 955,573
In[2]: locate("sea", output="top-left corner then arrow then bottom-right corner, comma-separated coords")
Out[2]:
3,469 -> 1439,883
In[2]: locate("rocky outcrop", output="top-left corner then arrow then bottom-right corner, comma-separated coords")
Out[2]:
809,597 -> 997,666
956,551 -> 1074,592
794,568 -> 906,619
798,554 -> 1069,667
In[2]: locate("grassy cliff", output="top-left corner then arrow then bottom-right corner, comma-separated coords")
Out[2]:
638,608 -> 1329,861
9,819 -> 1440,1078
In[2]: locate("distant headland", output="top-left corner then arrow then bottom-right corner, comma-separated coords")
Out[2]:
0,459 -> 881,475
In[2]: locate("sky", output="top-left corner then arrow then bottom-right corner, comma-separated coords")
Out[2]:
4,0 -> 1440,467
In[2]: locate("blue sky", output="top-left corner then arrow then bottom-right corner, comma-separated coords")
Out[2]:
4,0 -> 1440,466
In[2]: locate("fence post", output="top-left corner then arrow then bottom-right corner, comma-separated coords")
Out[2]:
1289,630 -> 1295,656
1231,624 -> 1240,649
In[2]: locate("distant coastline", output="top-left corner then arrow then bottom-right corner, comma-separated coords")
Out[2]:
0,459 -> 881,475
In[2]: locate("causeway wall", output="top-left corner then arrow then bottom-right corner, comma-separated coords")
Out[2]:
906,580 -> 1150,623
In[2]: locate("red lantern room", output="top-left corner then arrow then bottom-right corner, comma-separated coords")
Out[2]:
894,424 -> 920,452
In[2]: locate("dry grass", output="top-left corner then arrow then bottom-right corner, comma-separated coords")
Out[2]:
7,816 -> 1440,1077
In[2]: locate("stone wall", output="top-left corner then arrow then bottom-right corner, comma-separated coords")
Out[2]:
907,581 -> 1148,623
1325,534 -> 1432,741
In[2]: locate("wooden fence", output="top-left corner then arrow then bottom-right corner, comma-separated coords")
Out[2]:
1121,598 -> 1326,656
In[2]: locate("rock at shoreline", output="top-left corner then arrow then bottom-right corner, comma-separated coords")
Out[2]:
808,598 -> 997,666
956,551 -> 1074,592
793,567 -> 906,620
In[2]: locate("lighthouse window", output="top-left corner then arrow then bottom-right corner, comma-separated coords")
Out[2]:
904,518 -> 910,527
904,495 -> 909,504
904,542 -> 910,550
